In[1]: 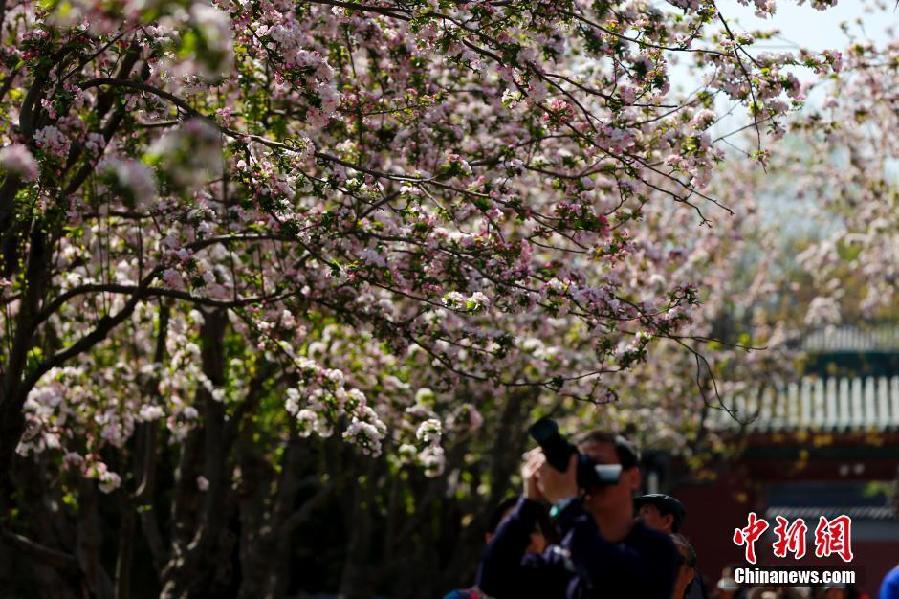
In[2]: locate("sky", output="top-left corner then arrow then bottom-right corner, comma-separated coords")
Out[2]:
666,2 -> 899,231
667,1 -> 899,140
715,0 -> 895,52
670,1 -> 896,95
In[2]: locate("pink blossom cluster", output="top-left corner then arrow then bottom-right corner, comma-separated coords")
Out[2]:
0,144 -> 39,181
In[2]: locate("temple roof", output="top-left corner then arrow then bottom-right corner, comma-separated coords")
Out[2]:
766,505 -> 895,522
709,376 -> 899,433
802,326 -> 899,353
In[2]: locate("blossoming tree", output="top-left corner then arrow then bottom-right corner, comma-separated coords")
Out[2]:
0,0 -> 849,596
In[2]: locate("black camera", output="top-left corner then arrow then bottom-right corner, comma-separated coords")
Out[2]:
528,417 -> 622,489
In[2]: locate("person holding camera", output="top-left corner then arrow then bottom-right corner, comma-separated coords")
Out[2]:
475,423 -> 679,598
443,497 -> 556,599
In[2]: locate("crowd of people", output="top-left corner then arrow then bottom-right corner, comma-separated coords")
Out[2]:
441,426 -> 898,599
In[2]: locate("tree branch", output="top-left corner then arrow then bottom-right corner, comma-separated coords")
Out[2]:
283,482 -> 334,533
35,282 -> 286,327
305,0 -> 408,20
0,527 -> 79,573
22,271 -> 160,392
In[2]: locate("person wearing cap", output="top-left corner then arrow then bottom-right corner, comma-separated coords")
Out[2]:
637,494 -> 712,599
476,430 -> 679,598
636,494 -> 687,534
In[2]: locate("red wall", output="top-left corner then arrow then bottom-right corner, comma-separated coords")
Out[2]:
673,465 -> 760,589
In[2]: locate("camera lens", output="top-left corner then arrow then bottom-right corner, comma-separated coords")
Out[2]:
529,418 -> 559,444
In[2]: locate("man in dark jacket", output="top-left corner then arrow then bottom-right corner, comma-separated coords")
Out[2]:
443,497 -> 555,599
476,431 -> 679,598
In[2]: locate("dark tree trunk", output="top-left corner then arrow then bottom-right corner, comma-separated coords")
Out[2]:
1,457 -> 81,599
234,450 -> 276,599
0,228 -> 53,507
76,477 -> 115,599
160,309 -> 233,598
0,45 -> 143,511
338,459 -> 374,599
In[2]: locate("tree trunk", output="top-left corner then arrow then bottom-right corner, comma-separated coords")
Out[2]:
1,46 -> 143,510
338,459 -> 374,599
234,450 -> 276,599
0,228 -> 53,507
76,477 -> 115,599
237,432 -> 313,599
160,309 -> 233,598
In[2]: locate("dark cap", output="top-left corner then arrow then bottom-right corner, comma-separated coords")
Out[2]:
635,494 -> 686,533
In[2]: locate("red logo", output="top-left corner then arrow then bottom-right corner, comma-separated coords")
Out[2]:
733,512 -> 769,564
733,513 -> 854,563
772,516 -> 808,559
814,515 -> 854,563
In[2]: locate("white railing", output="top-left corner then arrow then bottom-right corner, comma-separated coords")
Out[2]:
708,376 -> 899,432
802,326 -> 899,352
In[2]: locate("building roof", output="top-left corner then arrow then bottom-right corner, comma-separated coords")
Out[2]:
766,505 -> 895,522
802,326 -> 899,353
709,376 -> 899,433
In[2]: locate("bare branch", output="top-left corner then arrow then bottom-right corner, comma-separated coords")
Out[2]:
0,527 -> 79,573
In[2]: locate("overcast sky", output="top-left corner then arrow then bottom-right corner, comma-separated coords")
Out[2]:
716,0 -> 895,52
663,3 -> 899,226
669,1 -> 896,94
665,2 -> 898,137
